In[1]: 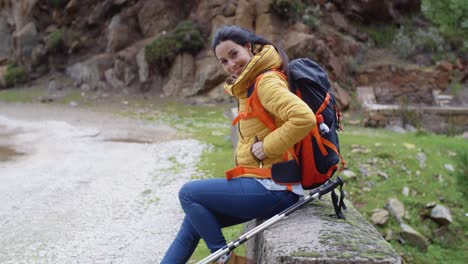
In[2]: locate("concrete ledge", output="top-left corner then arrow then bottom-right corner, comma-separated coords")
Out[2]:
356,86 -> 468,133
245,196 -> 401,264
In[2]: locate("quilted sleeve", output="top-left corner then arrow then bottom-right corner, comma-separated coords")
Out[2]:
256,73 -> 316,158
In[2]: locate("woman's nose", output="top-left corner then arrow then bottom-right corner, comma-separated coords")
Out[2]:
227,60 -> 236,71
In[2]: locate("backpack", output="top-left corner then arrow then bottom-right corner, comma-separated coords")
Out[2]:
237,58 -> 347,218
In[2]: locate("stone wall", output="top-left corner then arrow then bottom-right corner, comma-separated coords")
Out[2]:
356,86 -> 468,134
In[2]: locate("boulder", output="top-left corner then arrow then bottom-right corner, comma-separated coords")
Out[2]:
284,31 -> 316,58
191,52 -> 227,98
136,48 -> 149,83
386,198 -> 405,223
0,65 -> 7,88
331,81 -> 351,110
12,0 -> 38,30
137,0 -> 189,37
109,36 -> 158,87
430,204 -> 453,226
341,169 -> 357,180
400,223 -> 428,251
87,0 -> 114,25
65,54 -> 114,90
255,1 -> 285,44
162,53 -> 195,97
371,208 -> 389,226
104,68 -> 125,90
106,14 -> 139,53
245,197 -> 402,263
416,152 -> 426,169
12,22 -> 39,67
0,17 -> 12,60
232,0 -> 256,30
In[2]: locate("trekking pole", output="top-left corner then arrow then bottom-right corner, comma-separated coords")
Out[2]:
196,177 -> 344,264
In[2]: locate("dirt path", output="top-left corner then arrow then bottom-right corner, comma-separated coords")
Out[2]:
0,102 -> 205,264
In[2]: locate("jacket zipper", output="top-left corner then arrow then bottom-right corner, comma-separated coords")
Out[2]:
237,100 -> 244,140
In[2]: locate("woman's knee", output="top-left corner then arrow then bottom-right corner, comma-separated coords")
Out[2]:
178,181 -> 198,206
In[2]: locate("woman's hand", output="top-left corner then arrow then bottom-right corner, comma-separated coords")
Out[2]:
251,140 -> 265,161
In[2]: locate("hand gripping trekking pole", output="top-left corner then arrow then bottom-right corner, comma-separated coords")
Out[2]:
196,177 -> 345,264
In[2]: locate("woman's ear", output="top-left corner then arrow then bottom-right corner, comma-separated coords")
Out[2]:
245,42 -> 254,55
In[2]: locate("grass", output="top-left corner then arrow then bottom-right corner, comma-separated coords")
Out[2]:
0,88 -> 45,103
0,86 -> 94,106
340,125 -> 467,264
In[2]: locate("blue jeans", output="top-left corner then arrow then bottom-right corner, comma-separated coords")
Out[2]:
160,177 -> 299,264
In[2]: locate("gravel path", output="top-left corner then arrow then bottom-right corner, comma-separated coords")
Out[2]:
0,103 -> 206,264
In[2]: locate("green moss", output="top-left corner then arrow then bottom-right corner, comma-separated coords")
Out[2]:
3,64 -> 28,88
47,29 -> 65,52
46,28 -> 80,53
291,250 -> 321,258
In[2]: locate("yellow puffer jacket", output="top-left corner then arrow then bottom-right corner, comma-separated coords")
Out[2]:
224,45 -> 316,178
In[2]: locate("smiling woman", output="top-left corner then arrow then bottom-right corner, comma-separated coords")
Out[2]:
160,25 -> 316,264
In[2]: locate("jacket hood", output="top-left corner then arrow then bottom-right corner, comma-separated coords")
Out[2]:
224,45 -> 283,98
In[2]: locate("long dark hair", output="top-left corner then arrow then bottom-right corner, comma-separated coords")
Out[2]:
211,25 -> 289,76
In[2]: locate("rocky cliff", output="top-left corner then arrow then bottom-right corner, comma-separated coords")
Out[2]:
0,0 -> 467,109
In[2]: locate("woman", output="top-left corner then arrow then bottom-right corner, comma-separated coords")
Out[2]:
161,25 -> 315,264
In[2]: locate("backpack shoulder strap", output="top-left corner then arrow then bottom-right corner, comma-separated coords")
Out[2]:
232,70 -> 286,131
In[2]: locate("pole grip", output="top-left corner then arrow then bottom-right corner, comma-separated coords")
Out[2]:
318,177 -> 343,198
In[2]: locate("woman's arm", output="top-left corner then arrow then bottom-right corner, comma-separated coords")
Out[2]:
256,73 -> 316,158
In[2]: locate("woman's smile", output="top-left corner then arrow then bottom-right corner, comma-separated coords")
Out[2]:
232,65 -> 244,77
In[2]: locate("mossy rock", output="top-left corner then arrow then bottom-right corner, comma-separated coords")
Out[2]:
245,196 -> 402,263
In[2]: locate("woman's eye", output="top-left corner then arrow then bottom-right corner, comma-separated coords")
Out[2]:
221,60 -> 227,65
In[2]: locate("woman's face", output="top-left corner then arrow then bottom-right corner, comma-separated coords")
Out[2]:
215,40 -> 253,78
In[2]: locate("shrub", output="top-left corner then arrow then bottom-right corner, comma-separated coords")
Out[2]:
145,35 -> 178,75
421,0 -> 468,50
173,20 -> 205,55
270,0 -> 305,24
366,24 -> 398,48
392,26 -> 449,59
302,5 -> 321,30
46,28 -> 80,54
4,64 -> 28,88
413,27 -> 447,53
47,29 -> 65,52
392,27 -> 417,59
145,20 -> 205,75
